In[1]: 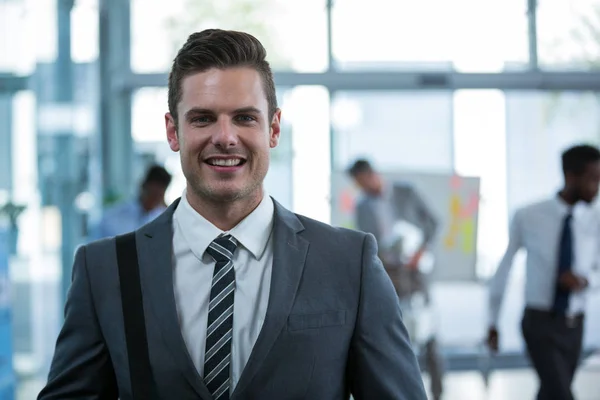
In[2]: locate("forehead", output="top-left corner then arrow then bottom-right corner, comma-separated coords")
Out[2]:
179,67 -> 267,113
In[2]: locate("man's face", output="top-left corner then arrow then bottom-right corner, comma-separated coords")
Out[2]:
165,67 -> 281,204
574,161 -> 600,203
353,171 -> 381,195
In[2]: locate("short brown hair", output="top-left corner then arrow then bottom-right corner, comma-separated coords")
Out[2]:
168,29 -> 278,125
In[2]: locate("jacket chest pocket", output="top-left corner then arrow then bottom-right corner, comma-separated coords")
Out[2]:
287,310 -> 346,331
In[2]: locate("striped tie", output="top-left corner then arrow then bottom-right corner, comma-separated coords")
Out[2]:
204,234 -> 238,400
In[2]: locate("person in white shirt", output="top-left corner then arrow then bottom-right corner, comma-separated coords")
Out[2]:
487,144 -> 600,400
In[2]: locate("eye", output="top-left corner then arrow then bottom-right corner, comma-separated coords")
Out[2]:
235,115 -> 256,122
190,116 -> 213,124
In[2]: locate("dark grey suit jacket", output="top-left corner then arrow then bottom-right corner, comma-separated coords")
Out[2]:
38,198 -> 426,399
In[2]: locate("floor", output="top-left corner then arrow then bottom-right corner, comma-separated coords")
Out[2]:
422,368 -> 599,400
17,365 -> 600,400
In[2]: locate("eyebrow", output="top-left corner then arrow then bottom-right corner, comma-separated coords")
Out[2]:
233,106 -> 262,115
184,106 -> 262,119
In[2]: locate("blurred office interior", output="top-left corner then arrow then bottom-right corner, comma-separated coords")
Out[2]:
1,0 -> 600,398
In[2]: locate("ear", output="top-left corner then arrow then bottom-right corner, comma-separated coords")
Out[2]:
165,113 -> 180,152
269,108 -> 282,149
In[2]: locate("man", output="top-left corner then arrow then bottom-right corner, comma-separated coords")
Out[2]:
487,144 -> 600,400
96,164 -> 172,238
347,159 -> 443,400
39,30 -> 426,399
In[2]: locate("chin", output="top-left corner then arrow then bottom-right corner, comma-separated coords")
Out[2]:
211,191 -> 244,203
209,184 -> 255,203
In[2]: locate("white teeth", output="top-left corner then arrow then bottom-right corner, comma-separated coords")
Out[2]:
209,159 -> 242,167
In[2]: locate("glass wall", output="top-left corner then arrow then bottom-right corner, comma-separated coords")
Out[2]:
1,1 -> 102,395
331,0 -> 528,71
0,0 -> 45,76
3,0 -> 600,398
538,0 -> 600,68
506,91 -> 600,210
131,0 -> 329,73
332,91 -> 454,172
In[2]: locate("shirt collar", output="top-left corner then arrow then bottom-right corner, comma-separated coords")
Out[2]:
174,189 -> 274,261
229,192 -> 274,259
554,194 -> 572,214
553,193 -> 592,218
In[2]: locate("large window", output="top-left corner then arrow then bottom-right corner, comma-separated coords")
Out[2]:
131,0 -> 328,73
504,91 -> 600,350
436,90 -> 600,351
538,0 -> 600,69
0,0 -> 47,75
6,2 -> 600,398
331,0 -> 528,72
506,91 -> 600,211
453,90 -> 508,279
332,91 -> 454,172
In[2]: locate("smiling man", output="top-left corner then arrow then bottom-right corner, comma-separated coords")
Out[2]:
38,29 -> 426,400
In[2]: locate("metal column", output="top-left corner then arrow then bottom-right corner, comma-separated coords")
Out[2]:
99,0 -> 134,207
33,0 -> 80,307
55,0 -> 77,306
0,93 -> 12,193
527,0 -> 539,69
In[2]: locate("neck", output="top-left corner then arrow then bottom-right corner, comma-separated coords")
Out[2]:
186,186 -> 264,231
559,188 -> 578,206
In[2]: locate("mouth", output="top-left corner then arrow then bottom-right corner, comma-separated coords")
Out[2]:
204,157 -> 246,169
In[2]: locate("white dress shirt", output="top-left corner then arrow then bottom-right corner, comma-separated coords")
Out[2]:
489,196 -> 600,326
172,190 -> 274,392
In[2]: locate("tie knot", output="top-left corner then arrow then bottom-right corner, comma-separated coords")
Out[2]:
565,213 -> 573,223
206,234 -> 238,263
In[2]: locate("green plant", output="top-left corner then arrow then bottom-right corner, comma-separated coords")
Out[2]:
0,201 -> 26,225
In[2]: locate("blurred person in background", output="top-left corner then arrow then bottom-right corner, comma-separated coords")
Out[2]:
96,164 -> 172,238
348,159 -> 444,400
39,29 -> 427,399
487,144 -> 600,400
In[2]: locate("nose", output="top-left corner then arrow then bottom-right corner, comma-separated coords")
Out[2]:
211,117 -> 239,149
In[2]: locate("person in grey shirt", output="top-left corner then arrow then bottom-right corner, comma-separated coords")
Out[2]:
347,159 -> 444,400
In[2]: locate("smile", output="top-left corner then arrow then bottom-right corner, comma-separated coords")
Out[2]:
205,158 -> 245,167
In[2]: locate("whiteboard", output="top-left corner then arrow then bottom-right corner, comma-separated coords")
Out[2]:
331,170 -> 480,281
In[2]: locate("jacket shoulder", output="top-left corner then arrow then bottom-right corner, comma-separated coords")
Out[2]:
84,235 -> 117,254
295,213 -> 369,249
77,236 -> 119,279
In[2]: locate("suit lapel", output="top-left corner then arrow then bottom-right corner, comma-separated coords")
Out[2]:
232,200 -> 309,398
136,199 -> 213,400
